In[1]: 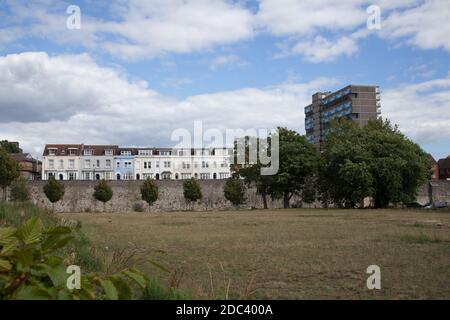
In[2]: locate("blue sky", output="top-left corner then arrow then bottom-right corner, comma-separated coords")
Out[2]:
0,0 -> 449,160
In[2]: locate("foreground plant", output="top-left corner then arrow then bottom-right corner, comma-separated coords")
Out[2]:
0,216 -> 150,300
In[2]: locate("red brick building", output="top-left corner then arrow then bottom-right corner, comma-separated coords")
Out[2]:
438,157 -> 450,180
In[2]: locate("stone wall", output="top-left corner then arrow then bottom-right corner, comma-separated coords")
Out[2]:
24,180 -> 450,213
26,180 -> 309,213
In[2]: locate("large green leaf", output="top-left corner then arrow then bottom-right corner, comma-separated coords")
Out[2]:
17,217 -> 42,245
99,279 -> 118,300
0,258 -> 12,271
110,275 -> 132,300
14,285 -> 53,300
41,234 -> 74,252
0,227 -> 16,245
122,268 -> 147,289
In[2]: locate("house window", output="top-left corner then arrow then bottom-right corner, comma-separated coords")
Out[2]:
144,162 -> 147,169
84,149 -> 93,156
116,162 -> 120,168
69,159 -> 75,169
97,160 -> 100,167
59,160 -> 64,169
219,173 -> 229,179
202,161 -> 209,168
48,172 -> 55,179
105,149 -> 113,156
48,149 -> 57,156
106,160 -> 111,168
200,173 -> 210,180
84,172 -> 90,180
138,150 -> 152,156
61,150 -> 66,155
143,173 -> 153,179
69,173 -> 76,181
105,172 -> 113,180
160,151 -> 171,156
164,161 -> 171,168
124,162 -> 132,168
48,160 -> 54,169
162,172 -> 171,180
121,151 -> 131,156
181,173 -> 191,179
69,149 -> 77,156
84,160 -> 91,169
156,161 -> 160,168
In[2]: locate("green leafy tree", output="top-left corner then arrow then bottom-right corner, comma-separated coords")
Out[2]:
233,136 -> 275,209
9,176 -> 30,202
321,118 -> 430,208
270,127 -> 320,208
93,180 -> 113,212
183,178 -> 202,205
223,178 -> 246,207
0,149 -> 20,201
0,140 -> 22,153
43,177 -> 65,212
140,178 -> 159,210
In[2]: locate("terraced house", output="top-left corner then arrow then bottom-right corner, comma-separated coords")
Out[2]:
42,144 -> 232,181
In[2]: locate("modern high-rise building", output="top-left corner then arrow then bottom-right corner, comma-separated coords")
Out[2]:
304,85 -> 381,149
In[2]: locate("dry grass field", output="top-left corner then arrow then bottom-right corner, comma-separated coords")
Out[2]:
66,209 -> 450,300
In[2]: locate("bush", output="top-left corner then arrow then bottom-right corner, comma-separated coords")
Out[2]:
133,202 -> 146,212
140,179 -> 159,209
0,216 -> 151,300
9,176 -> 30,202
0,149 -> 19,201
224,178 -> 246,206
43,178 -> 65,211
183,178 -> 202,203
93,180 -> 113,212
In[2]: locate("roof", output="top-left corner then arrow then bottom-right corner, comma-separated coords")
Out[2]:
438,157 -> 450,169
83,145 -> 119,156
43,144 -> 83,156
427,154 -> 437,164
10,153 -> 41,164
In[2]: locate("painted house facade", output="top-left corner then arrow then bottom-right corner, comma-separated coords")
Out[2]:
42,144 -> 232,181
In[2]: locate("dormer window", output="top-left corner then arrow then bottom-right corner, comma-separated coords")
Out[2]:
84,149 -> 93,156
121,151 -> 131,156
48,149 -> 57,156
105,149 -> 114,156
138,150 -> 152,156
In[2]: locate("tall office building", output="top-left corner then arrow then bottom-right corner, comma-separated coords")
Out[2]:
304,85 -> 381,150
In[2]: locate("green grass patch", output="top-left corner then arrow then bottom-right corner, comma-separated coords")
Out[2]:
400,233 -> 443,244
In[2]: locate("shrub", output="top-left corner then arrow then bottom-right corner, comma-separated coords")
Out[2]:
0,149 -> 19,201
183,178 -> 202,203
133,202 -> 146,212
43,177 -> 65,211
0,216 -> 151,300
9,176 -> 30,202
141,179 -> 159,210
93,180 -> 113,212
224,178 -> 246,206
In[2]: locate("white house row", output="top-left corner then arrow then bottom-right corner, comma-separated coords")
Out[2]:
42,144 -> 233,181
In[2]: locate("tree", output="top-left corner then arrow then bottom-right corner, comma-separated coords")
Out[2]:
270,127 -> 320,208
0,148 -> 20,201
10,176 -> 30,202
223,178 -> 246,207
0,140 -> 22,153
321,118 -> 431,208
183,178 -> 202,204
93,180 -> 113,212
233,136 -> 275,209
43,177 -> 65,212
140,178 -> 159,210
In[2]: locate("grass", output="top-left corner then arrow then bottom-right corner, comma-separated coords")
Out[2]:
65,208 -> 450,300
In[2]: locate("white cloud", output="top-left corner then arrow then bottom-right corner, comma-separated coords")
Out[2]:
0,52 -> 337,156
382,74 -> 450,144
381,0 -> 450,52
292,35 -> 359,63
209,54 -> 247,70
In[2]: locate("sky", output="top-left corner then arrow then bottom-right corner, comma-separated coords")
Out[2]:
0,0 -> 449,160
